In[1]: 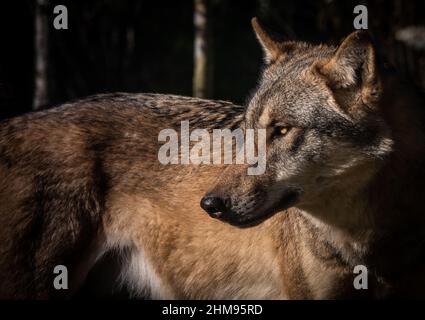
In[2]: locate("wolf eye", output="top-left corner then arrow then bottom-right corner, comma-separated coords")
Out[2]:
273,126 -> 291,138
279,127 -> 289,135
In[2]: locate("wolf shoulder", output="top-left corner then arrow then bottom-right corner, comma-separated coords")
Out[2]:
1,93 -> 244,133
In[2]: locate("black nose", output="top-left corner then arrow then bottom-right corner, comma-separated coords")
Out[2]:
200,195 -> 227,219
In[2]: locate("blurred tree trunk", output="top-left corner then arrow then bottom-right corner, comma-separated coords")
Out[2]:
193,0 -> 213,98
34,0 -> 49,110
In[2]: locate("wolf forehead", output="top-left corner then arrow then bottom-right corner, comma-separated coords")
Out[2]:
245,43 -> 339,128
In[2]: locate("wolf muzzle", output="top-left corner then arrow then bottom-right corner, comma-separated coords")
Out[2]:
200,194 -> 227,219
200,187 -> 302,227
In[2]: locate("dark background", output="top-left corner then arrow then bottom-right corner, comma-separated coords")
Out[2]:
0,0 -> 424,122
0,0 -> 423,298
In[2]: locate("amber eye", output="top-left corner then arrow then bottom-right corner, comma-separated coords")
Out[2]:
279,127 -> 289,135
273,126 -> 291,138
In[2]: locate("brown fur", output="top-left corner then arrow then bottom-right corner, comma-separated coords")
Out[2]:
1,21 -> 425,299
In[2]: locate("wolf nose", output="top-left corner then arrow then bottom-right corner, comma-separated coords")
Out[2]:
200,195 -> 227,219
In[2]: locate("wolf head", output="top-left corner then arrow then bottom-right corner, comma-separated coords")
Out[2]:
200,18 -> 393,227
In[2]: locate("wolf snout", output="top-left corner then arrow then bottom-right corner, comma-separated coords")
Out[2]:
200,194 -> 228,219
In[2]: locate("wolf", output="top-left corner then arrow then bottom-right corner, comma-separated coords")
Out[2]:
1,18 -> 425,299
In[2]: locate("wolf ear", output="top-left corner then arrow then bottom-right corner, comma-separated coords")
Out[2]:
251,17 -> 295,64
318,31 -> 380,93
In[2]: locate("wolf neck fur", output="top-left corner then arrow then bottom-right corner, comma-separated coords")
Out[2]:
296,78 -> 425,268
